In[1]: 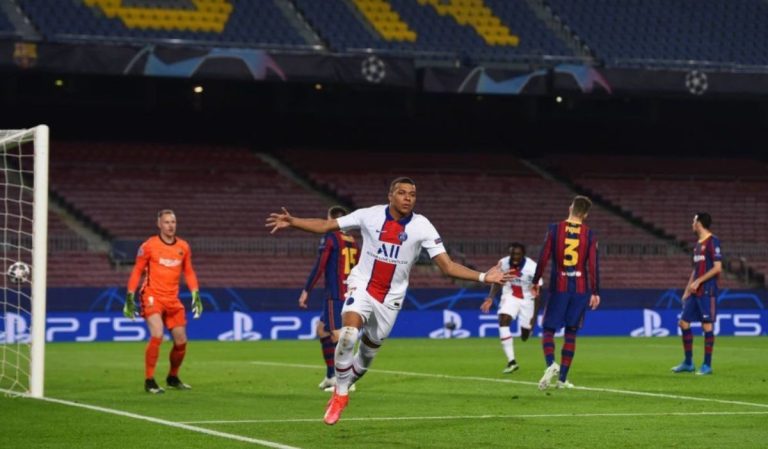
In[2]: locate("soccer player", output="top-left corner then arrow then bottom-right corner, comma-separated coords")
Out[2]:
671,212 -> 722,376
123,209 -> 203,394
531,195 -> 600,390
267,177 -> 508,425
298,206 -> 360,392
480,242 -> 541,373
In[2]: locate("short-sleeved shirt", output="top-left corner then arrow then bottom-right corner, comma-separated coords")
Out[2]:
692,234 -> 722,297
499,256 -> 541,301
337,204 -> 446,309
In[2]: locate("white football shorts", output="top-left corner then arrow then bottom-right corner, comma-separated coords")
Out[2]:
497,295 -> 535,329
341,285 -> 400,344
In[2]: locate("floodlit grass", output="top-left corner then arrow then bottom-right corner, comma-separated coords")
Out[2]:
1,337 -> 767,448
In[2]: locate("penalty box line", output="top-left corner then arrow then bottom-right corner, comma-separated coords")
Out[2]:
249,360 -> 768,410
0,389 -> 304,449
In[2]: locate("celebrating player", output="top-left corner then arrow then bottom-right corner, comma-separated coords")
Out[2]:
298,206 -> 360,392
671,212 -> 722,375
480,242 -> 541,373
123,209 -> 203,394
267,177 -> 508,425
532,196 -> 600,390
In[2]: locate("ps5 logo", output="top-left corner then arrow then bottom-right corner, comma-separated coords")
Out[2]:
631,309 -> 670,337
218,311 -> 262,341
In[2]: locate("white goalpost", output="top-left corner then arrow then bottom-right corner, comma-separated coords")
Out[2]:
0,125 -> 48,398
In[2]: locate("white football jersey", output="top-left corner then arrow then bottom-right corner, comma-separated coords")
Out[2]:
337,204 -> 446,309
499,256 -> 541,301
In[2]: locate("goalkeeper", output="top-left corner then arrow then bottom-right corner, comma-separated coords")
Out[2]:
124,209 -> 203,394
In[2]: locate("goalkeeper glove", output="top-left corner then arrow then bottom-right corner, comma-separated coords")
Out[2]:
123,292 -> 136,320
191,291 -> 203,319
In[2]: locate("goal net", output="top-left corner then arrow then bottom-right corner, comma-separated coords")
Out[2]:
0,126 -> 48,397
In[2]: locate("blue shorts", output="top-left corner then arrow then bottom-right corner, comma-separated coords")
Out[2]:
542,292 -> 590,330
321,294 -> 344,333
681,294 -> 716,323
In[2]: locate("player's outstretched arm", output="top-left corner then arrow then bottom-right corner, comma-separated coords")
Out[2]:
266,207 -> 339,235
433,253 -> 508,285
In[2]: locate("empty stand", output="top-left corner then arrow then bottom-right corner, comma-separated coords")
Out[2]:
546,0 -> 768,67
47,142 -> 334,288
294,0 -> 574,61
17,0 -> 309,48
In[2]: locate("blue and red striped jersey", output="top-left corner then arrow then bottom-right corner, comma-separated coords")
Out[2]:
692,234 -> 722,297
303,231 -> 359,300
532,220 -> 599,295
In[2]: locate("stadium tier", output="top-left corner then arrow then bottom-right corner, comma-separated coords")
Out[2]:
41,146 -> 764,289
293,0 -> 573,61
546,0 -> 768,67
50,142 -> 332,238
16,0 -> 310,47
9,0 -> 768,68
281,149 -> 659,243
46,142 -> 339,288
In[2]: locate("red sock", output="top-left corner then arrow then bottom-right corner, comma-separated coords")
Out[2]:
169,343 -> 187,377
145,337 -> 163,379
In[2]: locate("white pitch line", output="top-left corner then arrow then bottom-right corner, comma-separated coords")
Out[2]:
18,394 -> 304,449
250,361 -> 768,410
183,410 -> 768,425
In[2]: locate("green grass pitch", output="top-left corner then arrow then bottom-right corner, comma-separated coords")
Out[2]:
1,336 -> 766,448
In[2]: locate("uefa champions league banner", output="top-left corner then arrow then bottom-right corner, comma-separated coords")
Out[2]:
1,309 -> 765,343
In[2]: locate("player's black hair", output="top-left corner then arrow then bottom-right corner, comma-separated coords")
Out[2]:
328,205 -> 349,219
694,212 -> 712,229
389,176 -> 416,193
508,242 -> 526,255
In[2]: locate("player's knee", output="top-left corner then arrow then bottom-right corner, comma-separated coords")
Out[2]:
338,326 -> 359,352
678,320 -> 690,330
521,328 -> 531,341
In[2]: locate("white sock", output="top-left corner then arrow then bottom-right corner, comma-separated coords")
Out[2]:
499,327 -> 515,363
334,326 -> 359,395
351,340 -> 380,385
